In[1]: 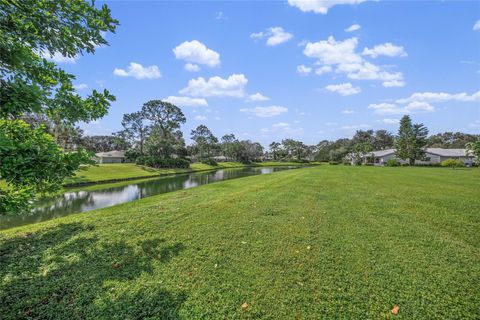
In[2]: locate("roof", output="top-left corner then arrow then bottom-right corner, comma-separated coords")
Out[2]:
95,150 -> 125,158
425,148 -> 470,157
369,148 -> 472,158
371,149 -> 396,157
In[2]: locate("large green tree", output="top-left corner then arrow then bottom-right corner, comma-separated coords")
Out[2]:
191,125 -> 218,160
269,141 -> 281,160
395,115 -> 429,165
119,111 -> 151,154
0,0 -> 118,214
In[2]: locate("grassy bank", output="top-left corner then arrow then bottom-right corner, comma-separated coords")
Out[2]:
65,161 -> 309,186
1,166 -> 479,318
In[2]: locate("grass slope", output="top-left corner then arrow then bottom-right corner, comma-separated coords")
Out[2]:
1,166 -> 479,319
66,161 -> 306,185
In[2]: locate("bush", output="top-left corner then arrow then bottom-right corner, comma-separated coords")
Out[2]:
440,159 -> 465,169
385,159 -> 400,167
342,159 -> 351,166
136,156 -> 190,169
201,158 -> 218,166
328,161 -> 339,165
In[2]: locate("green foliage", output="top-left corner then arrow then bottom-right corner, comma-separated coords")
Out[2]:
136,156 -> 190,169
201,158 -> 218,166
0,119 -> 93,214
440,159 -> 465,169
395,115 -> 429,165
385,159 -> 400,167
466,141 -> 480,166
0,0 -> 118,214
191,125 -> 219,160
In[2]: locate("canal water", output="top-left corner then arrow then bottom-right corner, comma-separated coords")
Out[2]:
0,166 -> 300,230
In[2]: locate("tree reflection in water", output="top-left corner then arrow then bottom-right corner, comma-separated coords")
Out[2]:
1,166 -> 299,230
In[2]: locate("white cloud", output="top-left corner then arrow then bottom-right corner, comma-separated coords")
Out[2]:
113,62 -> 161,79
303,36 -> 406,87
368,101 -> 435,115
297,65 -> 312,75
261,122 -> 304,136
315,65 -> 332,75
41,52 -> 78,64
405,101 -> 435,113
215,11 -> 226,20
345,24 -> 361,32
173,40 -> 220,67
179,74 -> 248,98
341,124 -> 370,130
251,27 -> 293,46
240,105 -> 288,117
288,0 -> 366,14
362,43 -> 407,58
396,90 -> 480,104
342,109 -> 355,114
247,92 -> 270,101
73,83 -> 88,90
474,20 -> 480,31
379,118 -> 399,124
164,96 -> 208,107
325,82 -> 361,96
184,63 -> 200,72
194,115 -> 207,121
304,36 -> 361,65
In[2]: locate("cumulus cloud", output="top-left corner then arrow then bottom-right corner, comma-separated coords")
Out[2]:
303,36 -> 406,87
194,115 -> 208,121
73,83 -> 88,90
261,122 -> 304,136
341,124 -> 370,130
315,65 -> 332,75
240,105 -> 288,117
173,40 -> 220,67
474,20 -> 480,31
379,118 -> 399,124
342,109 -> 355,114
345,24 -> 361,32
288,0 -> 366,14
297,65 -> 312,75
113,62 -> 161,79
251,27 -> 293,46
368,101 -> 435,115
184,63 -> 200,72
362,43 -> 407,58
179,74 -> 248,98
396,90 -> 480,104
247,92 -> 270,101
164,96 -> 208,107
325,82 -> 361,96
41,52 -> 78,64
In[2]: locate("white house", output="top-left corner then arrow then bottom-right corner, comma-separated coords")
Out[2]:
95,150 -> 126,163
351,148 -> 476,166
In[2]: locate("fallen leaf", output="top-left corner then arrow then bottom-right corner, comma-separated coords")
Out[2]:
112,263 -> 120,269
391,305 -> 399,315
307,245 -> 311,250
241,302 -> 249,311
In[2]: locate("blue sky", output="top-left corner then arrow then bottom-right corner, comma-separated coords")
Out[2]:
54,0 -> 480,145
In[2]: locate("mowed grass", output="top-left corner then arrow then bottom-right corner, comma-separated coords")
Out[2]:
66,161 -> 307,185
1,166 -> 479,319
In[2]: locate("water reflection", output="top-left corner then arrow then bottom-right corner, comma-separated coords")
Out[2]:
0,166 -> 299,230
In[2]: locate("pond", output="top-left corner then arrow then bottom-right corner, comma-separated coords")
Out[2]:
0,166 -> 301,230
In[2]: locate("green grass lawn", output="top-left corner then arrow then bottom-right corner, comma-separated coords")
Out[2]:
65,161 -> 307,185
1,166 -> 479,319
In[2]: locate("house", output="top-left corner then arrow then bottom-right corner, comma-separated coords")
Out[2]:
95,150 -> 126,164
353,148 -> 476,166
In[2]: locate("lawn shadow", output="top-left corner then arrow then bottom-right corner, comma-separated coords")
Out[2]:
0,223 -> 187,319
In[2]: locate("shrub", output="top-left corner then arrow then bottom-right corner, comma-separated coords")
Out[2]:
440,159 -> 465,169
136,156 -> 190,169
328,161 -> 339,165
201,158 -> 218,166
385,159 -> 400,167
342,159 -> 351,166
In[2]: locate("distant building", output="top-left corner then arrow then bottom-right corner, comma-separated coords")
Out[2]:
95,150 -> 126,164
349,148 -> 476,166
